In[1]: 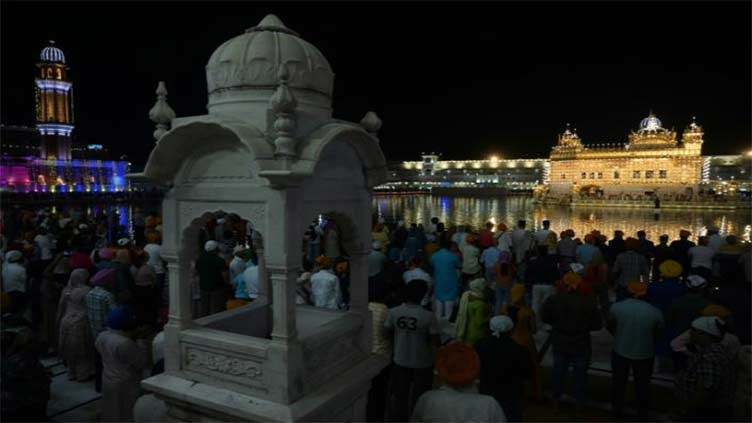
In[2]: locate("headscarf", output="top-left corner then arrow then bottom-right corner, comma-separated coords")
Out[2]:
5,250 -> 22,263
659,260 -> 683,278
67,268 -> 90,290
372,240 -> 382,251
496,223 -> 508,232
106,306 -> 137,330
204,240 -> 219,252
114,249 -> 131,265
490,315 -> 514,338
434,342 -> 480,387
455,279 -> 487,341
686,274 -> 707,288
679,229 -> 691,238
569,263 -> 585,274
145,230 -> 161,244
91,268 -> 117,287
509,283 -> 526,306
69,252 -> 93,270
691,316 -> 723,338
627,281 -> 648,297
336,261 -> 349,274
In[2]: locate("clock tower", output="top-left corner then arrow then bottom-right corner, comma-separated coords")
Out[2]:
35,40 -> 74,160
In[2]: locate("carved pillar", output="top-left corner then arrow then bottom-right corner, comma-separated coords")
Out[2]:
267,265 -> 298,343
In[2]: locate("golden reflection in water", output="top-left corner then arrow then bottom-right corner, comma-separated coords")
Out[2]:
373,195 -> 752,243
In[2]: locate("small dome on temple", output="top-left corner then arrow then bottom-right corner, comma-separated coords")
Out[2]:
40,40 -> 66,64
639,112 -> 663,131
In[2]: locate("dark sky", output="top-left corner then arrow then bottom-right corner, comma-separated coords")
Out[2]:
2,2 -> 750,168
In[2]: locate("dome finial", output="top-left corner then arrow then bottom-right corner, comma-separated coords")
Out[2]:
270,64 -> 299,161
246,13 -> 299,36
360,111 -> 382,136
149,81 -> 176,142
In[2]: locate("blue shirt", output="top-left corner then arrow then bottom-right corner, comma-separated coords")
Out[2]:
609,298 -> 664,360
430,248 -> 460,301
576,243 -> 599,267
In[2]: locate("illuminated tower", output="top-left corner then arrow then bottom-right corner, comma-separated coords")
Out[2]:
35,40 -> 74,160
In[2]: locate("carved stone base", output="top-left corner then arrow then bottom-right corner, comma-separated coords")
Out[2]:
141,355 -> 387,422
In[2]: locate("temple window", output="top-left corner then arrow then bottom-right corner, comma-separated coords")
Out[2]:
659,170 -> 667,179
597,172 -> 603,179
633,170 -> 640,179
561,174 -> 566,180
614,171 -> 620,179
646,170 -> 654,179
589,172 -> 595,179
581,172 -> 587,179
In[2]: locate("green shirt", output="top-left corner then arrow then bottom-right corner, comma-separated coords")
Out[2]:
196,252 -> 227,292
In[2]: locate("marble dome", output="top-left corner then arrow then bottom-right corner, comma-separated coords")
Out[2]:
205,14 -> 334,102
639,113 -> 663,131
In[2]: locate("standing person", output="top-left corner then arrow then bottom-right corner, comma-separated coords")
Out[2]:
455,278 -> 490,346
706,225 -> 724,253
371,219 -> 390,254
534,220 -> 553,247
524,246 -> 560,327
611,238 -> 650,300
310,256 -> 341,310
607,230 -> 626,265
56,268 -> 95,382
384,280 -> 440,422
687,236 -> 714,281
195,240 -> 228,317
2,250 -> 27,308
493,251 -> 516,314
480,242 -> 501,287
651,234 -> 675,281
412,342 -> 507,423
478,222 -> 496,250
541,272 -> 602,415
510,220 -> 533,265
674,316 -> 737,422
368,241 -> 389,303
0,329 -> 51,423
96,306 -> 147,422
670,230 -> 696,278
475,316 -> 532,422
607,281 -> 664,421
500,284 -> 541,402
495,223 -> 512,254
143,230 -> 166,293
460,235 -> 482,288
132,252 -> 159,328
86,268 -> 117,393
430,238 -> 461,323
556,229 -> 577,267
668,275 -> 710,370
402,257 -> 433,307
647,260 -> 687,372
636,230 -> 655,264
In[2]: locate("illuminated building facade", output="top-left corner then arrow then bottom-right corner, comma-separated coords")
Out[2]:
547,113 -> 705,198
0,42 -> 129,193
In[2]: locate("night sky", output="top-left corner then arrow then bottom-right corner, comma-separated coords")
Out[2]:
2,2 -> 750,169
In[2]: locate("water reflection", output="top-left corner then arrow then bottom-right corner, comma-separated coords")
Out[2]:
373,195 -> 752,243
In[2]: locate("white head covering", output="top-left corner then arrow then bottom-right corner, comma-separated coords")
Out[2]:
692,316 -> 722,338
78,223 -> 88,230
569,263 -> 585,274
5,250 -> 22,263
204,240 -> 219,252
372,240 -> 382,250
233,245 -> 245,254
490,316 -> 514,338
686,274 -> 707,288
117,237 -> 131,247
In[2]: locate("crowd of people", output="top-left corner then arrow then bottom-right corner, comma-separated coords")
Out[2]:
1,204 -> 751,422
365,217 -> 751,422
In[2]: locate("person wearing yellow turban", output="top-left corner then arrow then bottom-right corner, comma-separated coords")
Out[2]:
411,342 -> 506,422
500,283 -> 541,401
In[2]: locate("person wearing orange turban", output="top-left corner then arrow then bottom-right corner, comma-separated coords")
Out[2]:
310,255 -> 341,309
411,342 -> 506,422
612,237 -> 650,300
608,279 -> 664,421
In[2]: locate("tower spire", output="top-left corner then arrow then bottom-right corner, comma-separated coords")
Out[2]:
148,81 -> 176,142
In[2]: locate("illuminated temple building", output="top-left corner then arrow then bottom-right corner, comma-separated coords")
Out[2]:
0,41 -> 129,193
547,113 -> 705,199
381,112 -> 750,199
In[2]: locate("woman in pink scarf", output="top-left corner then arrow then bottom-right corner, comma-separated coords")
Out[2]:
56,268 -> 95,381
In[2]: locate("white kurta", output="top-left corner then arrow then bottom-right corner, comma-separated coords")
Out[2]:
412,385 -> 507,422
95,329 -> 147,422
310,269 -> 341,310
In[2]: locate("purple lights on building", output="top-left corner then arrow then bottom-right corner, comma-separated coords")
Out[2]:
0,156 -> 130,193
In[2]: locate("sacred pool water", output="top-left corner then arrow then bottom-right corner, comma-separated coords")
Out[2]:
373,194 -> 752,243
